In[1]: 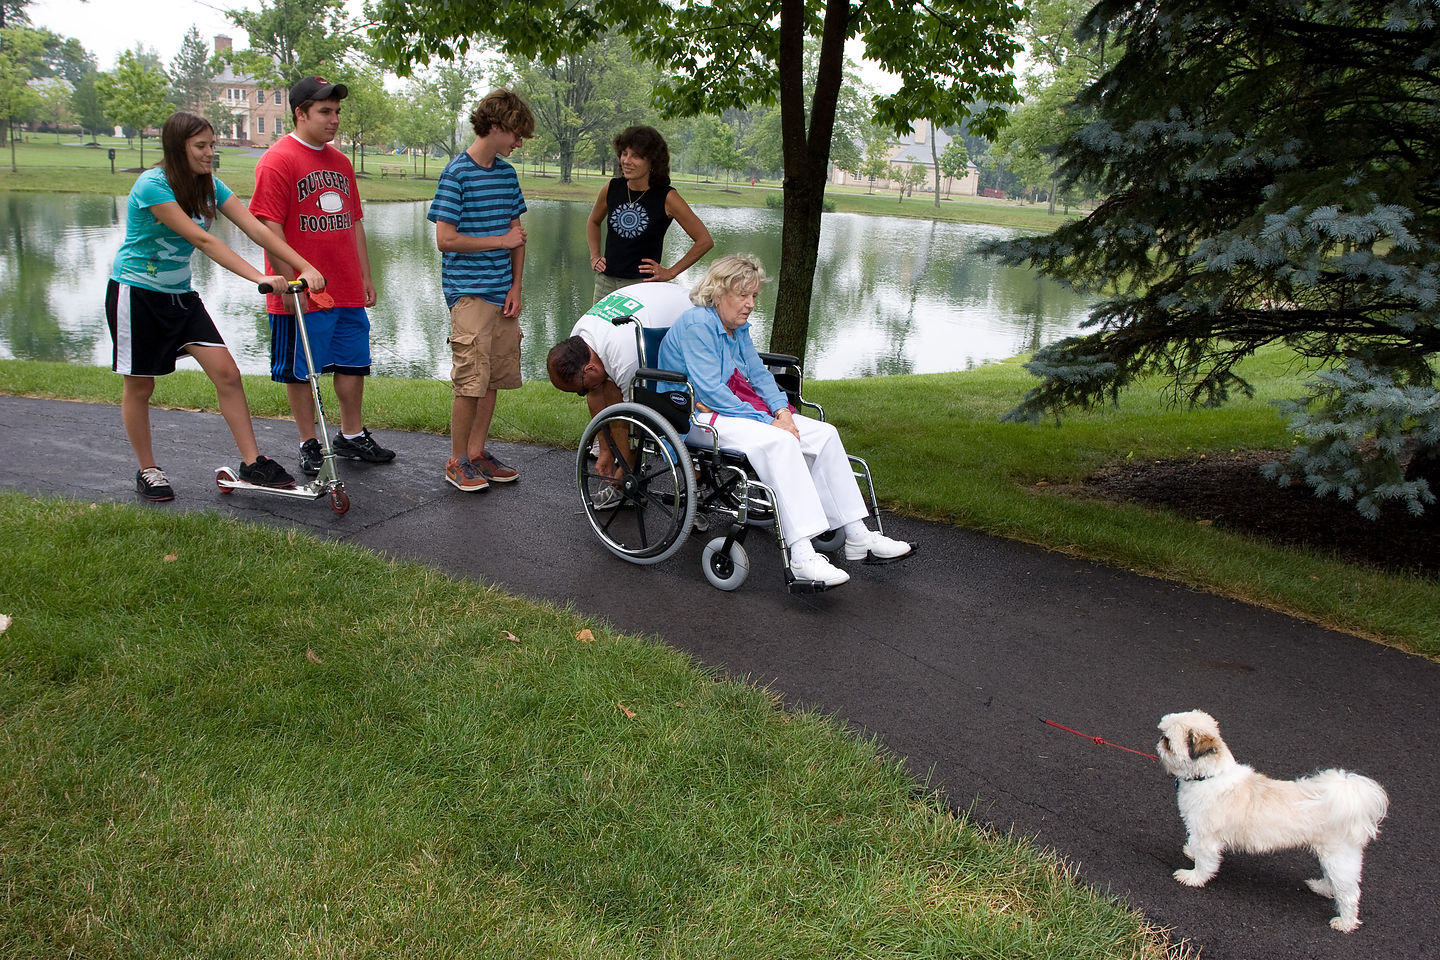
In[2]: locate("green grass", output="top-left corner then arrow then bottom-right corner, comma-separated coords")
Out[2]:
0,137 -> 1069,229
0,493 -> 1170,958
4,350 -> 1437,658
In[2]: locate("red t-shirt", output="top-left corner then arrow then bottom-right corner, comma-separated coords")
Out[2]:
250,133 -> 367,314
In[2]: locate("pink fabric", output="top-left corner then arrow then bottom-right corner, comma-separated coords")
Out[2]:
727,368 -> 794,416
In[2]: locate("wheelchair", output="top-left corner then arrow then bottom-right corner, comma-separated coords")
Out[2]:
572,314 -> 887,593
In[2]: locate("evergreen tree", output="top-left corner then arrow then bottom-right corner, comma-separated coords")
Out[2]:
988,0 -> 1440,517
169,26 -> 216,115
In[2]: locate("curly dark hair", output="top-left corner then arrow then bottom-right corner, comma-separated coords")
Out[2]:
470,88 -> 536,139
613,125 -> 671,186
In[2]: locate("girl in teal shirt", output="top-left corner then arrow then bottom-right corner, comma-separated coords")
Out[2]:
107,112 -> 325,501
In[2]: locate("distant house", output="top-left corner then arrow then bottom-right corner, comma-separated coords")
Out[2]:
208,35 -> 287,146
830,119 -> 979,197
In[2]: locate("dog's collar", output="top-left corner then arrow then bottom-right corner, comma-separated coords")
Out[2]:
1174,774 -> 1212,785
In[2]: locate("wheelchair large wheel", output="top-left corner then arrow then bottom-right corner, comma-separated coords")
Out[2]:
577,402 -> 696,565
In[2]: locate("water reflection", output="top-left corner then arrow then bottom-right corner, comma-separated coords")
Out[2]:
0,192 -> 1093,381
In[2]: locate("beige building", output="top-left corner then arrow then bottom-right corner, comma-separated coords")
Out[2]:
830,119 -> 978,197
208,36 -> 287,146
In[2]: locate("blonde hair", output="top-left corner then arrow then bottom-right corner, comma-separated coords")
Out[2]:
690,253 -> 766,307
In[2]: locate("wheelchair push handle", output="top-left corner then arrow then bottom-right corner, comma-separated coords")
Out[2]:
258,278 -> 309,296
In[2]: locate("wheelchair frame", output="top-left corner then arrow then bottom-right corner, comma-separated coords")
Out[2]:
573,317 -> 883,593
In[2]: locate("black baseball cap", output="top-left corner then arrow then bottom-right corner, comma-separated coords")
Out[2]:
289,76 -> 349,110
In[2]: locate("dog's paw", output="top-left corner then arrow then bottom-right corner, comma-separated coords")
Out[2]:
1306,878 -> 1335,898
1330,916 -> 1361,933
1174,868 -> 1209,887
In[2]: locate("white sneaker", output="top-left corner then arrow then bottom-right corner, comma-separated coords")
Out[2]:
844,530 -> 914,563
590,484 -> 625,511
790,552 -> 850,588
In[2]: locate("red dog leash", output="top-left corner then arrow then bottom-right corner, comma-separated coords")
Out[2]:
1042,718 -> 1158,761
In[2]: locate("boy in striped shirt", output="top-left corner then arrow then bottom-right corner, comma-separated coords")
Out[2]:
427,89 -> 535,491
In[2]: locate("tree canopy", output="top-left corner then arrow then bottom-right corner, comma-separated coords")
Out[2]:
503,34 -> 653,184
988,0 -> 1440,517
224,0 -> 362,88
370,0 -> 1019,361
96,49 -> 169,166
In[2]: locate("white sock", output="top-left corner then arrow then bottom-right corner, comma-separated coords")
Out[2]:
789,538 -> 818,564
844,521 -> 871,543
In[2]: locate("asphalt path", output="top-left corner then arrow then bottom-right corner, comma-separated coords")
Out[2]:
2,394 -> 1436,960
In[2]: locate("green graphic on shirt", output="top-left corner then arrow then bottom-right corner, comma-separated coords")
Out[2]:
585,294 -> 645,323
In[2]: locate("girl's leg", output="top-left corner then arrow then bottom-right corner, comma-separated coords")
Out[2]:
120,375 -> 158,468
187,344 -> 260,464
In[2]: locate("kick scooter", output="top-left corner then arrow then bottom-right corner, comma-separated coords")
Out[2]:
214,279 -> 350,515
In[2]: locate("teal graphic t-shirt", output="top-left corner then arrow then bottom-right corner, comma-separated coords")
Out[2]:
110,167 -> 234,294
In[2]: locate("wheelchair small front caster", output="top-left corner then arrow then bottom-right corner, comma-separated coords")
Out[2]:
701,537 -> 749,591
811,528 -> 844,552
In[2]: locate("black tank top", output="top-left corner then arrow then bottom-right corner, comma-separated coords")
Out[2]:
603,178 -> 675,280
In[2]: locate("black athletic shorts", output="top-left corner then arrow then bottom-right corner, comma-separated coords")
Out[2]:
106,279 -> 227,376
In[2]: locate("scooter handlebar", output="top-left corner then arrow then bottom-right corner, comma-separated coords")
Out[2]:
258,279 -> 309,295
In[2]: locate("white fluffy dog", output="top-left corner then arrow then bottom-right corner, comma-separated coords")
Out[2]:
1156,710 -> 1388,932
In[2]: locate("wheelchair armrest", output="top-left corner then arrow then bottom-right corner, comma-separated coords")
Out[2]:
635,366 -> 688,385
758,352 -> 800,369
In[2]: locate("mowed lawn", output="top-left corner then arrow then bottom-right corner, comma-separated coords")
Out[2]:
0,493 -> 1171,958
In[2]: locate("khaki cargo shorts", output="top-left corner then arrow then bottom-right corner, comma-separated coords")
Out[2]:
449,296 -> 522,397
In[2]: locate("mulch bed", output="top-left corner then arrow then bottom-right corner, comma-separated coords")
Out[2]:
1077,451 -> 1440,579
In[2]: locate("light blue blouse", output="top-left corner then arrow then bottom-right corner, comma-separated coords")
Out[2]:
656,304 -> 786,423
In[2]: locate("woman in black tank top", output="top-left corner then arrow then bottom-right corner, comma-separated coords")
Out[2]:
587,125 -> 713,302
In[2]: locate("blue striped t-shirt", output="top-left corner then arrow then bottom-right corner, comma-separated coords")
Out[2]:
427,152 -> 527,308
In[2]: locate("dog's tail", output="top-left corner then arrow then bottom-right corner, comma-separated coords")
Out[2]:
1309,769 -> 1389,841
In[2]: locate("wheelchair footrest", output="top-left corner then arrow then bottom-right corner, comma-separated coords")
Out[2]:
786,576 -> 832,595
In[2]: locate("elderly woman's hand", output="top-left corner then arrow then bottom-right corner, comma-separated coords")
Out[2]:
771,407 -> 801,441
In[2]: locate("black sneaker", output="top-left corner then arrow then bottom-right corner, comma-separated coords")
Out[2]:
333,428 -> 395,463
299,437 -> 323,477
136,466 -> 174,502
239,455 -> 296,488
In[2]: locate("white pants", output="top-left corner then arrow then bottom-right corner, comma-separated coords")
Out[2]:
687,413 -> 869,545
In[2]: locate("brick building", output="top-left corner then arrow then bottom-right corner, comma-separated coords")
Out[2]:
208,36 -> 287,146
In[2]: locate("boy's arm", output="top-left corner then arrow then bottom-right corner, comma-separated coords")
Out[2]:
434,220 -> 526,253
354,219 -> 377,307
503,219 -> 525,318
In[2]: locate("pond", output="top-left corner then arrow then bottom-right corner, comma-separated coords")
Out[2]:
0,191 -> 1093,382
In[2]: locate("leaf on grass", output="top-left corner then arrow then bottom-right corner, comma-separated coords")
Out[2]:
0,614 -> 10,634
576,628 -> 595,643
616,702 -> 636,719
163,552 -> 178,563
306,648 -> 323,664
502,630 -> 520,643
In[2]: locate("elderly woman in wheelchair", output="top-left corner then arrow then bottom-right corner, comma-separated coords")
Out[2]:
552,255 -> 913,592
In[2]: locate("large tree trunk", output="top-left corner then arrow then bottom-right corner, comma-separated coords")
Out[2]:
768,0 -> 848,362
559,136 -> 575,183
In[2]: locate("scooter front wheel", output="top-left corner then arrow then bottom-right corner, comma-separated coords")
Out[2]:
329,488 -> 350,515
